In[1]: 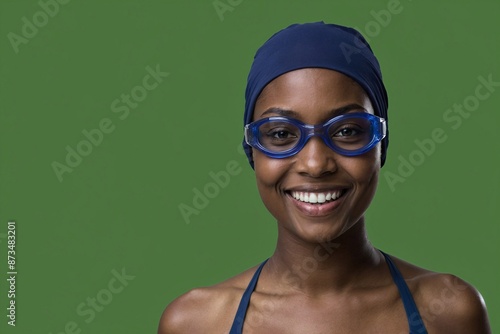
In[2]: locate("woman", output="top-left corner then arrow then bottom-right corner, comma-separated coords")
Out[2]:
159,22 -> 491,333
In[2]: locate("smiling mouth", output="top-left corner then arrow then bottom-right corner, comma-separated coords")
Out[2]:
288,189 -> 347,204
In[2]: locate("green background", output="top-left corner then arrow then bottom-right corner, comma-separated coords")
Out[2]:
0,0 -> 498,332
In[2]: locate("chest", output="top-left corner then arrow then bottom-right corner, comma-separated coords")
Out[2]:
238,290 -> 413,334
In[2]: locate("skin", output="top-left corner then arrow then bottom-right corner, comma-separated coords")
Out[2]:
158,69 -> 491,333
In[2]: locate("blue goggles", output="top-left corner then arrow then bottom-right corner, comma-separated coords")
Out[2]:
244,112 -> 387,159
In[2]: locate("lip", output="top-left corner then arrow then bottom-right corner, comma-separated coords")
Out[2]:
286,186 -> 347,193
285,188 -> 348,217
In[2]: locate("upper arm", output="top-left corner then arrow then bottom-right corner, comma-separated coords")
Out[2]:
422,274 -> 491,333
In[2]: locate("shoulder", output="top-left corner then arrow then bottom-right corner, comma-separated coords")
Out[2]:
389,256 -> 491,333
157,263 -> 262,334
157,287 -> 232,334
416,273 -> 491,333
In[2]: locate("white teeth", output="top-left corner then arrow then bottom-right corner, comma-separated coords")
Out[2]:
309,193 -> 317,203
317,193 -> 326,203
290,190 -> 343,204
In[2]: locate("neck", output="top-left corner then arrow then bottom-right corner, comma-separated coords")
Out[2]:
266,219 -> 382,296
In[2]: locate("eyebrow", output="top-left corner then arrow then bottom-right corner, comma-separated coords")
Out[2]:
259,103 -> 367,119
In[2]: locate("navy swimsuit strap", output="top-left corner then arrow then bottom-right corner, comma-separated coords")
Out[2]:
229,258 -> 269,334
229,254 -> 428,334
380,250 -> 428,334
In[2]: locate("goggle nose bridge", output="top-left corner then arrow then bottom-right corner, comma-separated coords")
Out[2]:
300,123 -> 333,145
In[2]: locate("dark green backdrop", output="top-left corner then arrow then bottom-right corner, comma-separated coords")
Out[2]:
0,0 -> 498,332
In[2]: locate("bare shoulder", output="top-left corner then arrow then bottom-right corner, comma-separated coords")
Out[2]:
157,264 -> 262,334
389,255 -> 491,333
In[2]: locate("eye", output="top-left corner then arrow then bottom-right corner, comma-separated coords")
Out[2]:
269,129 -> 296,139
334,126 -> 360,137
261,126 -> 299,147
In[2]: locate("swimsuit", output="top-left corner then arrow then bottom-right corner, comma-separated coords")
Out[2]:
229,251 -> 428,333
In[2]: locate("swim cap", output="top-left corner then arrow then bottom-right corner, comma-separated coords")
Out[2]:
243,21 -> 389,168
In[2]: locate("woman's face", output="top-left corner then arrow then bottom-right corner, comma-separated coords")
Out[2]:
252,68 -> 381,243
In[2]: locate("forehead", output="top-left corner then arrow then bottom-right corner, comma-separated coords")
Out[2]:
253,68 -> 373,122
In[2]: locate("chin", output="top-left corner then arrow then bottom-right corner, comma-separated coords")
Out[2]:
278,212 -> 363,245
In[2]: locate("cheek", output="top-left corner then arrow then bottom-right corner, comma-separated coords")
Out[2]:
254,151 -> 286,189
358,145 -> 381,180
342,146 -> 380,202
253,152 -> 289,213
347,143 -> 381,180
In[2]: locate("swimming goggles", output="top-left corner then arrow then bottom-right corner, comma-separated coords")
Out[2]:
244,112 -> 386,159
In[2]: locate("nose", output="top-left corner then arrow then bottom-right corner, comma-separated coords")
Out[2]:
294,136 -> 338,177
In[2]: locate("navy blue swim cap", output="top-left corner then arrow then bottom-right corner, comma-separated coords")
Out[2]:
243,22 -> 389,168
